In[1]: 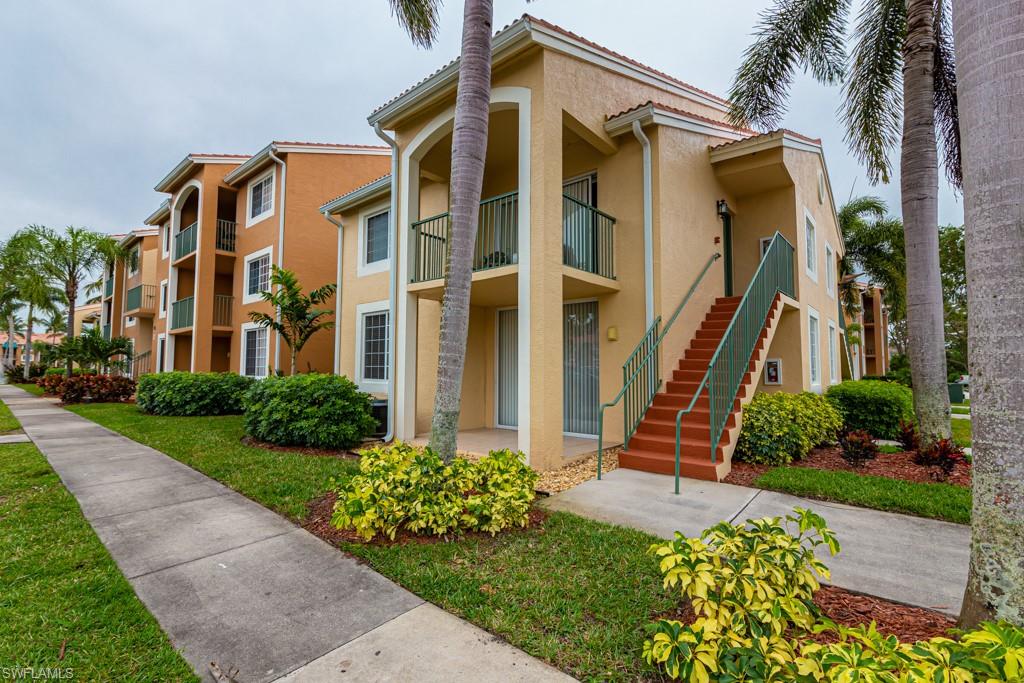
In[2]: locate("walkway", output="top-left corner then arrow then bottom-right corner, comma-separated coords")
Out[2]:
544,468 -> 970,616
0,386 -> 572,683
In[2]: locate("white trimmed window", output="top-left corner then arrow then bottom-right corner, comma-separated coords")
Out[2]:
828,320 -> 839,384
247,170 -> 274,226
162,223 -> 171,257
358,203 -> 390,277
158,280 -> 168,318
356,300 -> 389,392
825,243 -> 836,298
241,323 -> 269,378
125,315 -> 136,328
804,211 -> 817,281
243,246 -> 273,304
127,245 -> 140,277
156,334 -> 166,372
808,308 -> 821,388
759,236 -> 774,259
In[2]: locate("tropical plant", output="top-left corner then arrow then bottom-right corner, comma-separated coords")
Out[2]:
953,0 -> 1024,626
390,0 -> 493,462
246,266 -> 336,376
5,229 -> 64,381
27,225 -> 127,377
938,224 -> 967,379
836,196 -> 906,328
136,372 -> 255,416
826,380 -> 915,439
838,429 -> 878,467
735,391 -> 842,465
51,327 -> 132,373
729,0 -> 958,445
42,310 -> 66,344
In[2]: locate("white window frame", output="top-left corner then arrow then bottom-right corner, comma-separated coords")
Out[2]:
804,209 -> 818,282
127,245 -> 140,277
158,279 -> 168,318
125,315 -> 137,328
245,169 -> 275,228
355,299 -> 390,393
759,235 -> 775,259
827,319 -> 839,385
357,201 -> 391,277
808,306 -> 821,389
156,333 -> 166,372
825,242 -> 836,299
240,321 -> 270,378
162,223 -> 171,258
242,245 -> 274,304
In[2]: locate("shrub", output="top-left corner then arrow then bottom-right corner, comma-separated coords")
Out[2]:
331,443 -> 538,540
136,372 -> 255,416
838,429 -> 878,467
735,392 -> 842,465
897,419 -> 921,452
5,363 -> 47,382
915,438 -> 967,481
57,374 -> 135,404
826,380 -> 914,439
242,373 -> 375,449
36,373 -> 67,395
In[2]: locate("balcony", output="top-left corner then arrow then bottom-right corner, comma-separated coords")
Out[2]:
132,350 -> 152,379
213,294 -> 233,328
174,222 -> 198,262
216,220 -> 237,252
170,296 -> 194,331
102,323 -> 111,340
104,278 -> 114,299
125,284 -> 157,316
562,195 -> 616,280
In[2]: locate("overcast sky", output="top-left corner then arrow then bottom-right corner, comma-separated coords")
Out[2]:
1,0 -> 963,242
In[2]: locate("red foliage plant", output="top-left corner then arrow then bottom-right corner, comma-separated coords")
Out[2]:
914,438 -> 966,481
897,420 -> 921,452
56,375 -> 136,404
838,429 -> 879,467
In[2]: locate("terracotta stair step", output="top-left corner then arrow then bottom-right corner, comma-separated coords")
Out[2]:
628,430 -> 731,454
618,448 -> 724,480
636,418 -> 713,440
672,368 -> 708,382
695,328 -> 727,340
644,404 -> 738,428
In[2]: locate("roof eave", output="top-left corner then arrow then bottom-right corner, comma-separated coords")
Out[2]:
604,104 -> 747,141
320,175 -> 392,215
154,156 -> 194,193
144,200 -> 171,226
224,144 -> 275,186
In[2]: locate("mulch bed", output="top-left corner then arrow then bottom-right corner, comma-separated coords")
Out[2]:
239,435 -> 362,459
725,446 -> 971,488
302,490 -> 548,547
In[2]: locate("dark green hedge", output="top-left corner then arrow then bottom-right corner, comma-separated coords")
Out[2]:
242,373 -> 376,449
825,380 -> 915,439
136,372 -> 255,416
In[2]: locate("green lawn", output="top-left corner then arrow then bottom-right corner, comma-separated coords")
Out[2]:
951,406 -> 970,415
754,467 -> 971,524
0,438 -> 196,679
952,418 -> 972,447
0,400 -> 19,433
14,382 -> 45,396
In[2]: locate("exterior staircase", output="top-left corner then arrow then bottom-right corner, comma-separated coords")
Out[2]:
618,293 -> 786,481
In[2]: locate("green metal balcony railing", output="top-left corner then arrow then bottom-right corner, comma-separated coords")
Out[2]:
596,253 -> 722,478
125,284 -> 157,314
669,231 -> 795,494
562,194 -> 616,279
173,222 -> 198,261
216,219 -> 237,252
170,296 -> 194,330
102,323 -> 111,340
410,191 -> 519,283
104,278 -> 114,298
132,350 -> 151,379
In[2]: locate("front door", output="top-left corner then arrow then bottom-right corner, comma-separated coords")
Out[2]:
563,301 -> 600,436
496,308 -> 518,428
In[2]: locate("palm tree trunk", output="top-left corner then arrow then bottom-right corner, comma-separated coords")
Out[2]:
65,281 -> 76,378
953,0 -> 1024,627
6,314 -> 16,371
291,346 -> 297,376
900,0 -> 951,442
23,303 -> 33,381
428,0 -> 493,462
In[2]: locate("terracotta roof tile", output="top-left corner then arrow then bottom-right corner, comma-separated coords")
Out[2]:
321,173 -> 392,209
607,100 -> 756,135
709,128 -> 822,151
272,141 -> 389,150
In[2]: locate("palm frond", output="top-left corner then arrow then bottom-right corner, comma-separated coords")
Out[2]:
932,0 -> 961,190
728,0 -> 849,129
389,0 -> 441,48
841,0 -> 905,185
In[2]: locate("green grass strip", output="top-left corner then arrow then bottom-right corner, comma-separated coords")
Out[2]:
754,467 -> 971,524
951,418 -> 972,447
0,400 -> 20,433
14,382 -> 45,397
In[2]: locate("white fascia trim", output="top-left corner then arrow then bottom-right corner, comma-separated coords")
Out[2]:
605,105 -> 745,141
242,245 -> 274,304
354,299 -> 390,394
356,200 -> 392,278
245,168 -> 276,228
154,155 -> 246,193
239,321 -> 270,378
320,175 -> 392,215
808,305 -> 822,389
274,144 -> 390,156
709,132 -> 822,163
145,199 -> 171,226
825,241 -> 836,299
803,207 -> 819,283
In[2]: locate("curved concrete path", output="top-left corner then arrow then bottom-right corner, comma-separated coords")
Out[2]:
544,468 -> 970,616
0,386 -> 573,683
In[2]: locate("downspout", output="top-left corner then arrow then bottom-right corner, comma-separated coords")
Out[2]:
269,147 -> 287,374
632,120 -> 655,327
322,210 -> 344,375
374,123 -> 398,443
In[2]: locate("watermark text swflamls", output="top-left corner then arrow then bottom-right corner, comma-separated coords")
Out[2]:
1,667 -> 74,680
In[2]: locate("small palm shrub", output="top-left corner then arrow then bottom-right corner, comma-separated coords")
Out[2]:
5,363 -> 46,382
136,372 -> 255,416
825,380 -> 914,439
914,438 -> 967,481
331,443 -> 538,540
57,375 -> 135,403
838,429 -> 878,467
735,392 -> 842,465
242,373 -> 376,449
897,419 -> 921,452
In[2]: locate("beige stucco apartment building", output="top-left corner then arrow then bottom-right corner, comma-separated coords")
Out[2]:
321,15 -> 851,479
844,283 -> 891,378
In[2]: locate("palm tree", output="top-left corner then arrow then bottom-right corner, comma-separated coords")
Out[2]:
838,196 -> 907,332
6,230 -> 63,380
44,310 -> 66,344
952,0 -> 1024,628
27,225 -> 126,377
247,266 -> 336,376
729,0 -> 958,443
51,326 -> 133,374
390,0 -> 494,461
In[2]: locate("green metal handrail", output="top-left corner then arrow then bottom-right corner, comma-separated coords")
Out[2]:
410,191 -> 519,283
595,252 -> 721,478
562,194 -> 616,279
670,232 -> 795,494
174,222 -> 198,261
170,296 -> 194,330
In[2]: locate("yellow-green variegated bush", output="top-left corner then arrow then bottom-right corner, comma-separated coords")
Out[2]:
642,508 -> 1024,682
330,443 -> 537,541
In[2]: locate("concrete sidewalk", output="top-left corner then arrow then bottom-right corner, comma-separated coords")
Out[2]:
0,386 -> 573,683
544,468 -> 969,616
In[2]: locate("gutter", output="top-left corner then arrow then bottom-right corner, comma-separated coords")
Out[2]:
632,120 -> 655,327
374,123 -> 398,443
269,147 -> 287,373
322,210 -> 344,375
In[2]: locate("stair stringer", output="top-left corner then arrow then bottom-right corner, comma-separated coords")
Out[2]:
710,292 -> 797,480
